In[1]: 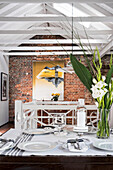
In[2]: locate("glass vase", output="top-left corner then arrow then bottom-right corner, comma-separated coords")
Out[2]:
54,98 -> 58,101
97,108 -> 110,139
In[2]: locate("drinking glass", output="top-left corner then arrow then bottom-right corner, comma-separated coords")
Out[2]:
54,114 -> 65,143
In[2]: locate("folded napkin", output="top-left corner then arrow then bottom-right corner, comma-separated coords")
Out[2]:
0,128 -> 22,142
0,141 -> 14,151
67,139 -> 88,152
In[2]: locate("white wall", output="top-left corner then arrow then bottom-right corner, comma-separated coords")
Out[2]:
0,53 -> 9,126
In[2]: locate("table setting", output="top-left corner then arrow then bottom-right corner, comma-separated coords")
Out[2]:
0,127 -> 113,157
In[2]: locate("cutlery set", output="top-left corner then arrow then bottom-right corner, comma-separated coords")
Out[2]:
0,139 -> 14,149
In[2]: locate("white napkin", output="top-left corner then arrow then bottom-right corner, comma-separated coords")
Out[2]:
0,141 -> 14,151
0,128 -> 22,142
67,142 -> 88,152
67,139 -> 88,152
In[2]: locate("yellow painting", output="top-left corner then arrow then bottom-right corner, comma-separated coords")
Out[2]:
33,61 -> 64,100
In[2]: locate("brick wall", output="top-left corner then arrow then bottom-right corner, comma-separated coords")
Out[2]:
9,55 -> 93,121
9,36 -> 112,121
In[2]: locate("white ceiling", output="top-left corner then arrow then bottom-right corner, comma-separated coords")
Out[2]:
0,0 -> 113,57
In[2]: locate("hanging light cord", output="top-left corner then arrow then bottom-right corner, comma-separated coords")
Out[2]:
72,3 -> 74,55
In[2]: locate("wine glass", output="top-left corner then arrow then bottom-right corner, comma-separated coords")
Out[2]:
53,114 -> 65,143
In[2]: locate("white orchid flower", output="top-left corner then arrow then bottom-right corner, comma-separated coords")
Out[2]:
95,81 -> 104,89
92,78 -> 97,84
102,76 -> 106,81
109,83 -> 111,89
111,77 -> 113,81
98,91 -> 104,100
98,89 -> 104,96
103,82 -> 108,86
91,85 -> 98,92
92,88 -> 107,100
92,90 -> 100,99
95,81 -> 107,89
95,102 -> 99,108
103,88 -> 108,94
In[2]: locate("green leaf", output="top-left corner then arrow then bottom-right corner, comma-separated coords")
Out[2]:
109,54 -> 112,68
106,65 -> 113,85
70,54 -> 92,92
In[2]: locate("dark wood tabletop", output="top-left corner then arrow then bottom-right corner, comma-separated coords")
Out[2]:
0,155 -> 113,170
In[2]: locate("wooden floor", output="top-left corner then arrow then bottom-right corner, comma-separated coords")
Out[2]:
0,122 -> 14,135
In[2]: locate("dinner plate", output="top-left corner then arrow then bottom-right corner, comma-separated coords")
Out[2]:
17,141 -> 57,152
23,128 -> 53,135
93,139 -> 113,151
62,143 -> 89,153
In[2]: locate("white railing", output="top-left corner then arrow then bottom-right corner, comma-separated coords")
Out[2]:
15,100 -> 98,130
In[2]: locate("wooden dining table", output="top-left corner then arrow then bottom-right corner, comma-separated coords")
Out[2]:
0,128 -> 113,170
0,154 -> 113,170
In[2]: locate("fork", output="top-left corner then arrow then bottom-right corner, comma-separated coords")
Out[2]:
0,140 -> 13,148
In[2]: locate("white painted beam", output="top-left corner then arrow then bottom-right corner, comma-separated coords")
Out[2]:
45,4 -> 94,40
4,51 -> 92,56
0,30 -> 67,35
0,16 -> 113,23
0,39 -> 107,44
45,3 -> 65,16
0,0 -> 113,3
25,27 -> 63,30
0,29 -> 112,35
0,46 -> 97,51
97,40 -> 113,59
98,3 -> 113,15
3,51 -> 112,56
0,3 -> 18,15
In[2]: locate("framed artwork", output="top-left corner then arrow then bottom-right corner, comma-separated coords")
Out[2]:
33,61 -> 64,100
1,72 -> 8,101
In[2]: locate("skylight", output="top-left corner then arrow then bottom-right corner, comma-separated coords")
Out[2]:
53,3 -> 88,17
53,3 -> 111,30
53,3 -> 91,28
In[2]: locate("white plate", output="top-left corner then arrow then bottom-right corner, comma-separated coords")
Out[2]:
0,141 -> 14,151
62,143 -> 89,153
23,128 -> 53,135
17,141 -> 57,152
93,139 -> 113,151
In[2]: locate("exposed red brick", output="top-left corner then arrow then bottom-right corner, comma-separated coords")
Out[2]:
9,36 -> 112,121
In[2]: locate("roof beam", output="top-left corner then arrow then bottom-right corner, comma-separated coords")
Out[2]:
0,3 -> 18,15
0,39 -> 108,44
0,46 -> 97,51
0,29 -> 67,35
0,16 -> 113,23
0,29 -> 112,35
45,4 -> 94,40
87,3 -> 113,29
0,4 -> 43,45
3,51 -> 92,56
98,3 -> 113,15
45,3 -> 65,16
97,40 -> 113,59
3,51 -> 112,56
0,0 -> 113,3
